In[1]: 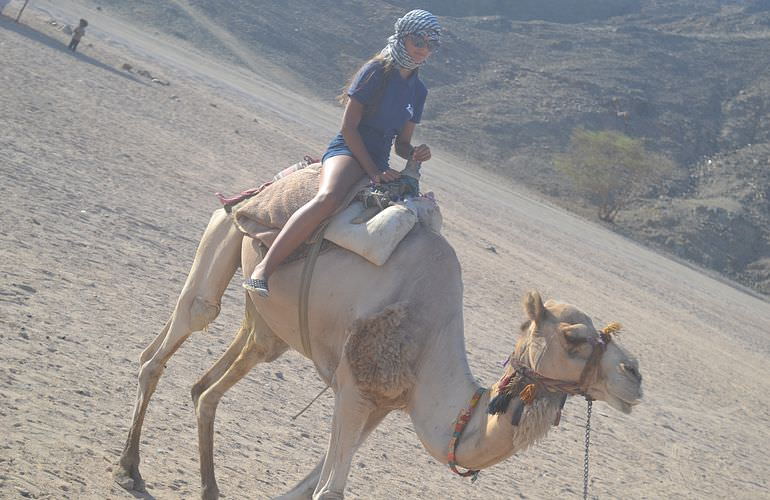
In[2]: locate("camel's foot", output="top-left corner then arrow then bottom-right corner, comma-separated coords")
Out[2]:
313,491 -> 345,500
201,484 -> 220,500
313,492 -> 344,500
113,461 -> 146,492
274,490 -> 312,500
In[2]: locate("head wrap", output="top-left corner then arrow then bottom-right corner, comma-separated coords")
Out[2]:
381,9 -> 441,71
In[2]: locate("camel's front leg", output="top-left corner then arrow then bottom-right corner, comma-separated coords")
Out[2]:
275,459 -> 323,500
312,361 -> 377,500
277,408 -> 388,500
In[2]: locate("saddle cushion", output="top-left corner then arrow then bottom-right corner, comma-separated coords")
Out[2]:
325,202 -> 417,266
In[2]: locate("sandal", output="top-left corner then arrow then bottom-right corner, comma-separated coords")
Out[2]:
243,278 -> 269,297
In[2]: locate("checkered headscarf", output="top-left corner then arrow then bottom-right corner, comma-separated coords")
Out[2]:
381,9 -> 441,71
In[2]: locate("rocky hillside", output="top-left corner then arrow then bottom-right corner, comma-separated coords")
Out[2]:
76,0 -> 770,295
620,143 -> 770,293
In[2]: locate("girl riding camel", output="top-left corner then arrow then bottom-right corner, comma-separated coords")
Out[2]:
244,9 -> 441,296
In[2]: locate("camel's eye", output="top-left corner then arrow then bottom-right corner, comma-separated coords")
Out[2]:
520,320 -> 532,332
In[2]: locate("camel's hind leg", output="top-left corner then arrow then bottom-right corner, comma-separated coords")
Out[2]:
190,319 -> 251,409
197,299 -> 288,500
114,209 -> 243,492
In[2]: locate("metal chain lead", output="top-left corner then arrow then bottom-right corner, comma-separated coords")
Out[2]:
583,398 -> 593,500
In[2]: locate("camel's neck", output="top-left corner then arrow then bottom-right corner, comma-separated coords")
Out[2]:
408,331 -> 562,471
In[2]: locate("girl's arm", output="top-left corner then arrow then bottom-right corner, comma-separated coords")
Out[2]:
396,121 -> 432,162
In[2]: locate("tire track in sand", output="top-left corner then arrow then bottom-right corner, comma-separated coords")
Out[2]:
167,0 -> 298,87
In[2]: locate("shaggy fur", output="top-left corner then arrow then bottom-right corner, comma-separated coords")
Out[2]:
344,303 -> 416,401
509,391 -> 564,453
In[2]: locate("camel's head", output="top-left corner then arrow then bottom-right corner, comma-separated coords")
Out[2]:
515,291 -> 643,414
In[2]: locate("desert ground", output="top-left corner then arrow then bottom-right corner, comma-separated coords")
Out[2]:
1,1 -> 769,499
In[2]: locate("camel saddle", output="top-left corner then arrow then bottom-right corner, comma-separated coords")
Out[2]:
231,162 -> 442,266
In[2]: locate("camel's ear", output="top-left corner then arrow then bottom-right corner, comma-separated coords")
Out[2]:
559,323 -> 591,344
524,291 -> 545,324
558,323 -> 594,355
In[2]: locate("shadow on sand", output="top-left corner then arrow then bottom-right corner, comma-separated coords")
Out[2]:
127,488 -> 157,500
0,15 -> 148,86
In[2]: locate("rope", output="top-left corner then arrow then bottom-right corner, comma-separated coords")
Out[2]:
583,398 -> 593,500
291,385 -> 330,420
298,221 -> 329,359
290,221 -> 332,420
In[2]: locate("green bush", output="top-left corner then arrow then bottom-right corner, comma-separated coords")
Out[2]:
555,128 -> 670,222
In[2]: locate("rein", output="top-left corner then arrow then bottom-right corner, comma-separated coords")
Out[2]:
446,322 -> 620,496
507,323 -> 617,399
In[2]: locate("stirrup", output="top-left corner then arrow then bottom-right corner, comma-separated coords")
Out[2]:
243,278 -> 269,297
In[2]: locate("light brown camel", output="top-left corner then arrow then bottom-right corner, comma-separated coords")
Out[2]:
114,208 -> 643,499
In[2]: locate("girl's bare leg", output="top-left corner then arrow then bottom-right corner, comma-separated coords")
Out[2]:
246,155 -> 364,287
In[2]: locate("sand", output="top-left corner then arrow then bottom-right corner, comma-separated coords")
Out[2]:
1,1 -> 769,499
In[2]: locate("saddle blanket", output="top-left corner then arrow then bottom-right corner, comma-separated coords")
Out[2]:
232,164 -> 441,266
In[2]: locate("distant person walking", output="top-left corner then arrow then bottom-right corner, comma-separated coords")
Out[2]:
244,9 -> 441,296
68,18 -> 88,51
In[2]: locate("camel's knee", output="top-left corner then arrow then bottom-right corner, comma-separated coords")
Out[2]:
138,321 -> 171,365
139,344 -> 157,367
196,392 -> 219,422
137,357 -> 164,390
139,345 -> 155,366
189,295 -> 221,332
191,381 -> 206,408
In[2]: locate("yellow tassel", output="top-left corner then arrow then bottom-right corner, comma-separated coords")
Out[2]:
601,322 -> 622,336
520,384 -> 537,405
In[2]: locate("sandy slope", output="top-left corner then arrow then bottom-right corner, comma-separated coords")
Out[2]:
1,2 -> 769,499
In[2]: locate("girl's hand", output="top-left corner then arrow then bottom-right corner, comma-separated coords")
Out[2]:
373,168 -> 401,184
412,144 -> 431,162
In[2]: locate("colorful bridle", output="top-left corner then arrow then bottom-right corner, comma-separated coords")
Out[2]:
446,322 -> 622,481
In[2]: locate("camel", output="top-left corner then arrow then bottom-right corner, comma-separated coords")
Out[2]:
114,206 -> 644,500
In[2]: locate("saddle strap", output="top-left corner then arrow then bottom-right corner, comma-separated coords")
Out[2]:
298,221 -> 330,358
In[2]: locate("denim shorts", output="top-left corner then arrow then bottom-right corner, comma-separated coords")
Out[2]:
322,135 -> 389,172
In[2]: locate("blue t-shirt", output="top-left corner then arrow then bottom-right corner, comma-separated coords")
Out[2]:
324,61 -> 428,172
